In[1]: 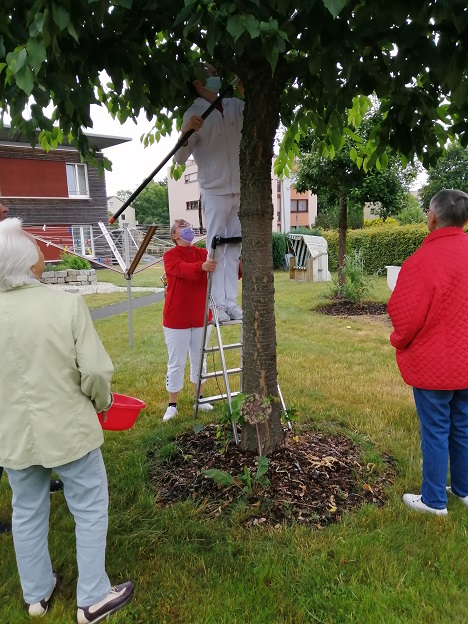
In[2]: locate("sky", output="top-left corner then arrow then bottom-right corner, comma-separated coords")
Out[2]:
90,104 -> 180,197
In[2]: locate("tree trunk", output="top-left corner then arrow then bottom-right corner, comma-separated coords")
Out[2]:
337,194 -> 347,286
239,69 -> 285,455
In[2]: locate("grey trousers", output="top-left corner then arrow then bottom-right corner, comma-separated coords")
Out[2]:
5,448 -> 111,606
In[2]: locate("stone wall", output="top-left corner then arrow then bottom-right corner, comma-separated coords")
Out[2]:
41,269 -> 97,286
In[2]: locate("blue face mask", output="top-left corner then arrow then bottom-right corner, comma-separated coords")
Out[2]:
180,226 -> 195,243
205,76 -> 221,93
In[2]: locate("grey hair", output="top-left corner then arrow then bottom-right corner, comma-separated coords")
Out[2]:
0,217 -> 39,291
429,189 -> 468,228
170,219 -> 189,242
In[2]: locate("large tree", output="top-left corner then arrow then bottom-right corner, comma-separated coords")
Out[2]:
2,1 -> 468,453
419,142 -> 468,209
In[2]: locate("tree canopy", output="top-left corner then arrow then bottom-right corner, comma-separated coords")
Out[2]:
118,181 -> 169,225
419,143 -> 468,209
3,0 -> 468,452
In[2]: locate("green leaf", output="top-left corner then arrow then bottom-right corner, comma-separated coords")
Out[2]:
67,22 -> 79,42
244,15 -> 260,39
202,469 -> 235,486
52,4 -> 70,30
115,0 -> 133,7
322,0 -> 349,19
254,456 -> 269,481
27,39 -> 47,72
227,16 -> 246,42
7,48 -> 27,75
193,423 -> 205,434
34,12 -> 45,35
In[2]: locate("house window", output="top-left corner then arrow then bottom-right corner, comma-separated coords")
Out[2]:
186,200 -> 199,210
121,214 -> 126,220
66,163 -> 89,197
72,225 -> 94,257
184,172 -> 198,183
290,199 -> 308,212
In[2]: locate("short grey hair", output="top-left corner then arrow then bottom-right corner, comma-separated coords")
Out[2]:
429,189 -> 468,228
0,218 -> 39,291
170,219 -> 189,242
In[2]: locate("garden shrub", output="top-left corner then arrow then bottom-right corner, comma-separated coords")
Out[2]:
272,232 -> 288,270
52,252 -> 91,271
322,223 -> 427,274
363,217 -> 399,227
329,250 -> 373,303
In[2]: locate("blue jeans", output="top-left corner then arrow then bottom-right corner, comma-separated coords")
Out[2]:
413,388 -> 468,509
5,449 -> 111,606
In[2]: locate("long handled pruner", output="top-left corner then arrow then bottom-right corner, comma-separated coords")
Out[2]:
109,76 -> 240,224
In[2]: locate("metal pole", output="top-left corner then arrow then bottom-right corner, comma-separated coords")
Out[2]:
122,224 -> 134,347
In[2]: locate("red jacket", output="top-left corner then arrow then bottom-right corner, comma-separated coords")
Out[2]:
387,227 -> 468,389
163,245 -> 210,329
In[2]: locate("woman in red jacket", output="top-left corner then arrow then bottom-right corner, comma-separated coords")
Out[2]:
388,189 -> 468,515
162,220 -> 216,421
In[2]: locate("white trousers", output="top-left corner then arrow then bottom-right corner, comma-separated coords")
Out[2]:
202,194 -> 241,309
163,326 -> 212,393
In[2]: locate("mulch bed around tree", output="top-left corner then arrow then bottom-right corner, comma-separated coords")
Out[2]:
315,300 -> 389,316
148,426 -> 397,528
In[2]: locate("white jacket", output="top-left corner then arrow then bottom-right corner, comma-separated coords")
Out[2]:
174,97 -> 244,196
0,283 -> 113,469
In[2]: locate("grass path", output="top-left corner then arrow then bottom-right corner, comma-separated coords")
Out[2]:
1,271 -> 467,623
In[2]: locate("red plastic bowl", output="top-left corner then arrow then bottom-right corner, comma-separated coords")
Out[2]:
97,393 -> 146,431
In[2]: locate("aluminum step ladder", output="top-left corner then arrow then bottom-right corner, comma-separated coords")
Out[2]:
194,236 -> 243,445
194,236 -> 289,446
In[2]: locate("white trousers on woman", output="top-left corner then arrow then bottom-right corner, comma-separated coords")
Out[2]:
163,326 -> 212,393
5,448 -> 111,607
202,193 -> 241,310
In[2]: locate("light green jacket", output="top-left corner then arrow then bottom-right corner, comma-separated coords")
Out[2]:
0,282 -> 113,469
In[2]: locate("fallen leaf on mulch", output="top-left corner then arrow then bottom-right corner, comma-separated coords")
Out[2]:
147,427 -> 396,528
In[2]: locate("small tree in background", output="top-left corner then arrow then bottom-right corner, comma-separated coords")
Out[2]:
419,143 -> 468,209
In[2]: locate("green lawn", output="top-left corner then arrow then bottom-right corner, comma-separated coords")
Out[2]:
1,272 -> 467,624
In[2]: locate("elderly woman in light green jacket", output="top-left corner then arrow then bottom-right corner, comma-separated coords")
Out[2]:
0,218 -> 134,624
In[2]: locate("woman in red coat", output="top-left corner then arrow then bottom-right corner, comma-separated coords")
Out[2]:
162,220 -> 216,421
388,189 -> 468,515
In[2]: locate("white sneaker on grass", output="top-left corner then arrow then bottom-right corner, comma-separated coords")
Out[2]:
402,493 -> 447,516
28,572 -> 61,616
77,581 -> 134,624
447,486 -> 468,506
196,402 -> 214,412
162,405 -> 177,422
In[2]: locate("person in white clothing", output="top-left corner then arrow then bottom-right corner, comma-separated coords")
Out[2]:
174,64 -> 244,323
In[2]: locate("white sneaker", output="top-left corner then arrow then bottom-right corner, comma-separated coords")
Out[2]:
402,493 -> 448,516
77,581 -> 134,623
447,486 -> 468,506
28,573 -> 61,616
214,306 -> 230,323
196,402 -> 214,412
227,304 -> 243,320
162,405 -> 177,422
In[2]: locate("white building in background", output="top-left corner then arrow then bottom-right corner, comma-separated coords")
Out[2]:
107,195 -> 137,228
167,158 -> 317,232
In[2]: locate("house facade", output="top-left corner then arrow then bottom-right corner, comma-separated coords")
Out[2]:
0,127 -> 130,261
107,195 -> 137,228
167,158 -> 317,232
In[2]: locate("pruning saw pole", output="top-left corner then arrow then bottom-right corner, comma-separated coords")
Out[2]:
109,76 -> 240,224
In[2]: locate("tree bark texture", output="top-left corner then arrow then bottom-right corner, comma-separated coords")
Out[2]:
337,194 -> 347,286
239,70 -> 284,455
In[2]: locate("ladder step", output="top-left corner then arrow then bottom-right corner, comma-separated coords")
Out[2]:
204,342 -> 242,353
210,319 -> 243,326
201,367 -> 242,380
197,391 -> 242,404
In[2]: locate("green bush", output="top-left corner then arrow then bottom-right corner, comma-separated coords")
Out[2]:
363,217 -> 399,227
272,232 -> 288,270
396,204 -> 427,225
329,250 -> 373,303
52,252 -> 91,271
322,223 -> 428,274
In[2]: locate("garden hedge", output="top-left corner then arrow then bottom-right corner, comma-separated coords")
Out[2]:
321,224 -> 428,274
